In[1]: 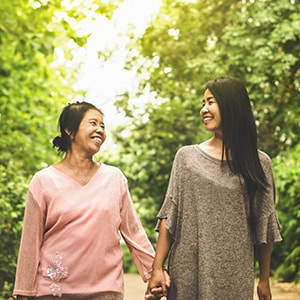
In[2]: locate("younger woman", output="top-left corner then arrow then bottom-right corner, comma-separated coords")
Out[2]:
145,77 -> 282,300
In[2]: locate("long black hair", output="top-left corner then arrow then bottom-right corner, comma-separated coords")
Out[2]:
52,101 -> 103,153
206,76 -> 267,196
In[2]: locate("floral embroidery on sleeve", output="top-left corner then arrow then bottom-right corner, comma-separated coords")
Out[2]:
42,252 -> 68,297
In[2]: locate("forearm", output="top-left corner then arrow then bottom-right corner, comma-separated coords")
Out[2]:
256,243 -> 273,299
145,219 -> 172,299
152,219 -> 173,271
257,242 -> 272,280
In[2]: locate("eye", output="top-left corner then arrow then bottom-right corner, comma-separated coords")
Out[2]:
90,121 -> 97,126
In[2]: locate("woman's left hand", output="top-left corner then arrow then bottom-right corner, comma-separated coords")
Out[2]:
257,279 -> 272,300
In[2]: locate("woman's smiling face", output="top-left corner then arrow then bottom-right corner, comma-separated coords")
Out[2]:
71,109 -> 106,155
200,89 -> 222,136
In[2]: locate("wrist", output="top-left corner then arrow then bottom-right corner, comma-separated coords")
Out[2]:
152,265 -> 167,272
259,276 -> 270,283
259,270 -> 270,281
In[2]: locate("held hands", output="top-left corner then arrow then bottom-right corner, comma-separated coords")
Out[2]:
257,279 -> 272,300
144,268 -> 171,300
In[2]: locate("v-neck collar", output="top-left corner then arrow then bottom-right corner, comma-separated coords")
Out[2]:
50,163 -> 102,187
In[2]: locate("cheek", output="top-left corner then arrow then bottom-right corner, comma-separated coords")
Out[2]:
102,132 -> 107,142
215,107 -> 221,119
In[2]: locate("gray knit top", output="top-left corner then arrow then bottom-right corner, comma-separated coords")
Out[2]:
156,145 -> 282,300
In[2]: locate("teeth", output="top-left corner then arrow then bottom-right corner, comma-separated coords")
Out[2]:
204,117 -> 213,121
93,137 -> 102,144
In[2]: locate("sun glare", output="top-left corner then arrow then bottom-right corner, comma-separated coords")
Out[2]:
51,0 -> 162,148
68,0 -> 162,125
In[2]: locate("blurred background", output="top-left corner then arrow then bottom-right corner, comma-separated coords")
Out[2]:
1,0 -> 299,298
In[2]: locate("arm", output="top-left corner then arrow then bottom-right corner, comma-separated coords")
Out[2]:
144,219 -> 173,299
119,180 -> 156,282
256,242 -> 273,300
13,189 -> 44,297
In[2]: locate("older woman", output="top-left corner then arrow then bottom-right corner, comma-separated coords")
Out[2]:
14,101 -> 165,300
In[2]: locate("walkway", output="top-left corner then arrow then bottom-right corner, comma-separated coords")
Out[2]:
124,274 -> 300,300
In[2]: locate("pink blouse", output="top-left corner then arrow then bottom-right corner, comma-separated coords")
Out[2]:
13,164 -> 155,297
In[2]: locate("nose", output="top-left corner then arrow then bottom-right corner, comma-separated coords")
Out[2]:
200,104 -> 208,116
96,125 -> 105,134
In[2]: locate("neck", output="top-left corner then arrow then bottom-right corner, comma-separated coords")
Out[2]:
63,152 -> 96,170
209,134 -> 223,149
211,134 -> 232,160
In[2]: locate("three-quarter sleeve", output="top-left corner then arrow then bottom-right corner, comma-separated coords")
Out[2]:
13,188 -> 44,296
155,150 -> 182,241
119,177 -> 155,282
252,152 -> 282,245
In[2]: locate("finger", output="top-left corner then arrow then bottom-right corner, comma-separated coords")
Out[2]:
163,270 -> 171,288
144,296 -> 155,300
144,287 -> 155,300
151,290 -> 167,298
151,286 -> 167,295
165,278 -> 171,288
144,292 -> 155,300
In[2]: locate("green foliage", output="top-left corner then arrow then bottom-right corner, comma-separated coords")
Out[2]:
0,166 -> 28,296
0,0 -> 84,296
113,0 -> 300,281
0,0 -> 141,296
1,0 -> 300,295
112,94 -> 210,242
121,243 -> 138,274
273,144 -> 300,283
133,0 -> 300,157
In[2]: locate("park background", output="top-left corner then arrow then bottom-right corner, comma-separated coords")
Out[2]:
0,0 -> 299,298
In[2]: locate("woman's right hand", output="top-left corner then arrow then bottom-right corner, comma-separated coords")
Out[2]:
145,219 -> 172,299
144,268 -> 170,300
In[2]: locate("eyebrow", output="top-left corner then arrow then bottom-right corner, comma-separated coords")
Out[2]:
88,117 -> 104,124
202,96 -> 215,102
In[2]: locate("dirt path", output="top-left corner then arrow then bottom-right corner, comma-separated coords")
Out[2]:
124,274 -> 300,300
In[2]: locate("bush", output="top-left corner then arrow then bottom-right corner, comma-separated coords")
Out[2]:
273,143 -> 300,282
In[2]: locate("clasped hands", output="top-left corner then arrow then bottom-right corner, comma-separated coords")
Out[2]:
144,268 -> 171,300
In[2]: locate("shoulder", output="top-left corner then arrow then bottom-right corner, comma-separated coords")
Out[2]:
172,145 -> 200,168
175,145 -> 197,157
258,150 -> 272,165
258,150 -> 271,161
101,163 -> 123,174
101,163 -> 127,181
28,166 -> 56,193
258,150 -> 273,172
30,166 -> 53,182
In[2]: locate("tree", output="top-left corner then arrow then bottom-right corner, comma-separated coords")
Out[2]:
0,0 -> 139,296
272,143 -> 300,282
0,0 -> 82,296
112,96 -> 209,241
113,0 -> 300,280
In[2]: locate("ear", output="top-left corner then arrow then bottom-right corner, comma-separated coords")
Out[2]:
64,128 -> 74,140
64,128 -> 71,136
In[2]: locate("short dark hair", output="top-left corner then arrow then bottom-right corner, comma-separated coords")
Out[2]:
52,101 -> 103,153
206,76 -> 267,196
